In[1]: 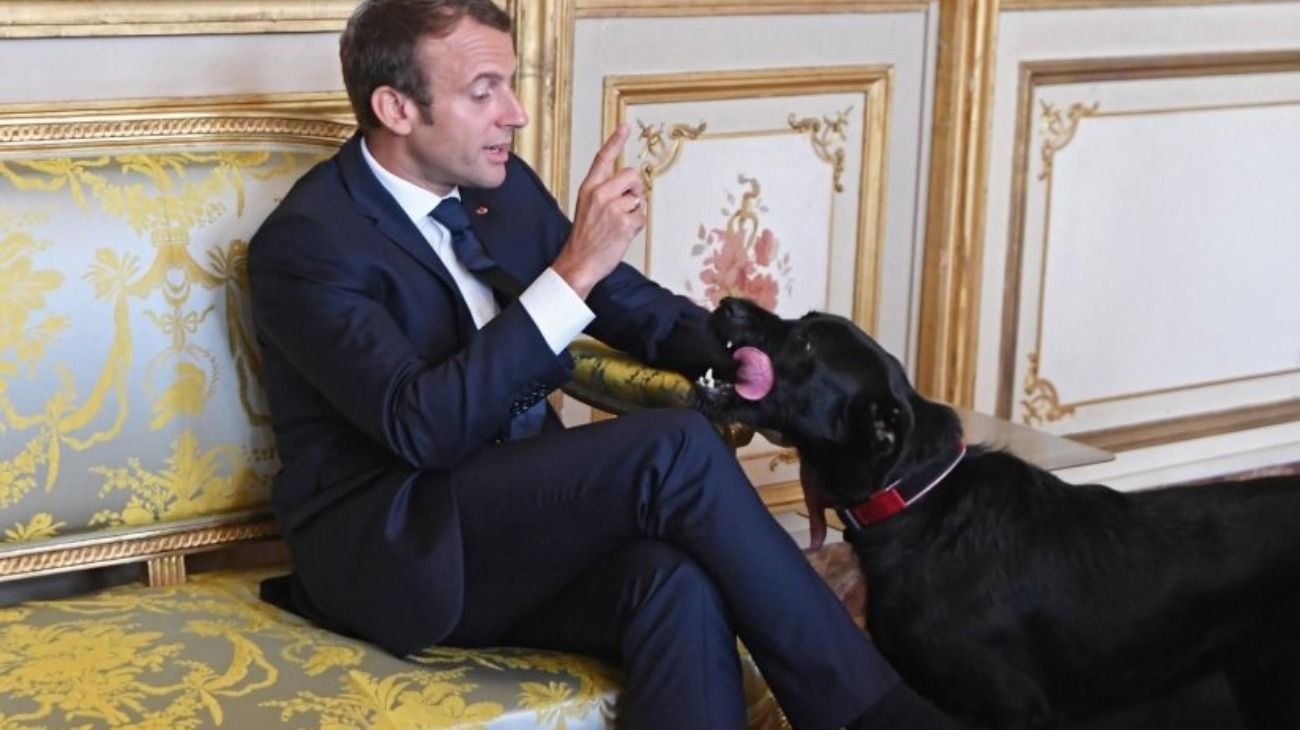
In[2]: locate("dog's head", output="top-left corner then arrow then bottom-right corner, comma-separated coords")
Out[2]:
696,297 -> 963,505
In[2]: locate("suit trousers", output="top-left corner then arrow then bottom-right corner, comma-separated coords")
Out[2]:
441,409 -> 901,730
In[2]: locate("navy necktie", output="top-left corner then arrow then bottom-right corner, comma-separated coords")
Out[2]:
430,197 -> 546,441
430,197 -> 524,300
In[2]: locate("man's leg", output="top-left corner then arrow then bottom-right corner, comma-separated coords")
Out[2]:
498,541 -> 747,728
443,409 -> 896,729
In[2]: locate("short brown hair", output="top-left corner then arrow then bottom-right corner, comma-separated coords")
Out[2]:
340,0 -> 512,130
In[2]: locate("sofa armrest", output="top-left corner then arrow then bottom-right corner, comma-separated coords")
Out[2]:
565,338 -> 756,449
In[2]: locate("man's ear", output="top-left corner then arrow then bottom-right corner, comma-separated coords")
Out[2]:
370,85 -> 417,135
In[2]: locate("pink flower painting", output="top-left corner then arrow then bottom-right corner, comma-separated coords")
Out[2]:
685,176 -> 792,311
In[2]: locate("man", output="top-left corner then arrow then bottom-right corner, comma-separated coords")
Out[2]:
249,1 -> 964,728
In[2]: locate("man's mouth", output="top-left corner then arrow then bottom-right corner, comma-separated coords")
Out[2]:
696,339 -> 774,401
485,143 -> 510,160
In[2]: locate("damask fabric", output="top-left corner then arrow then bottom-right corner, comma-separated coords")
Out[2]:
0,148 -> 327,544
0,568 -> 791,729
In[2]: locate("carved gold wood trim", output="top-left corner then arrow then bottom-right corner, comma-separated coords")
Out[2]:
769,450 -> 799,471
1002,0 -> 1290,9
603,66 -> 892,331
0,0 -> 357,38
1037,101 -> 1098,181
915,0 -> 998,407
636,120 -> 708,196
788,108 -> 853,193
0,514 -> 278,582
756,480 -> 804,512
146,554 -> 187,587
1021,351 -> 1075,427
575,0 -> 929,15
997,51 -> 1300,442
510,0 -> 571,192
0,93 -> 355,152
1071,398 -> 1300,453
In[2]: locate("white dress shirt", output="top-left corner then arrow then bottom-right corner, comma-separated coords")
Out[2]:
360,139 -> 594,354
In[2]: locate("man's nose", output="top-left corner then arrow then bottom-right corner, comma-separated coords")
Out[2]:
501,88 -> 528,129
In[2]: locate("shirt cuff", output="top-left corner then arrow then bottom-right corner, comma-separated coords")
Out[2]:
518,267 -> 596,354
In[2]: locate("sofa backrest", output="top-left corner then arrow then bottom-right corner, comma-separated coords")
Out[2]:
0,94 -> 353,585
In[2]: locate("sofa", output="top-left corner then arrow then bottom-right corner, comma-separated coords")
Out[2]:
0,92 -> 853,729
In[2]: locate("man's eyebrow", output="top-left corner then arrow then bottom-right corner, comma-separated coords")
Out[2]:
469,71 -> 511,85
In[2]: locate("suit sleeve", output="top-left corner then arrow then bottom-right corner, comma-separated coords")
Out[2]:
512,162 -> 736,380
249,214 -> 568,472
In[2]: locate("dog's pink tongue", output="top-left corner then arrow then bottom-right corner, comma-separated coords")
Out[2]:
733,346 -> 774,401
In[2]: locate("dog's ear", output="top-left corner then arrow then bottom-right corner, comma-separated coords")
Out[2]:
860,395 -> 913,459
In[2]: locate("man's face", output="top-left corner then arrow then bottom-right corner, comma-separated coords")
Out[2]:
404,19 -> 527,193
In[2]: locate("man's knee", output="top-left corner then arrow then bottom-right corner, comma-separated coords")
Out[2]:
628,409 -> 728,460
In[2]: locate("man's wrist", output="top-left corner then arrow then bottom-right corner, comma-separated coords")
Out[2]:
552,259 -> 597,299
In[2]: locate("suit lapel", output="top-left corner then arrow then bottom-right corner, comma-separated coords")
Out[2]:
460,188 -> 522,284
337,135 -> 456,288
336,135 -> 473,337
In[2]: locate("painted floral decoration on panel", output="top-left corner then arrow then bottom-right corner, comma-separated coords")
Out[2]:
687,175 -> 792,311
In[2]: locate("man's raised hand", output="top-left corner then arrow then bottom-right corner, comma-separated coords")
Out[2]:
552,124 -> 646,298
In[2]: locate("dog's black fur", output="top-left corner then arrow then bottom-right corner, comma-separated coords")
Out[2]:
697,297 -> 1300,730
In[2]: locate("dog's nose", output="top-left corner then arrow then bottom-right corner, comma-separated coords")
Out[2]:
720,297 -> 748,320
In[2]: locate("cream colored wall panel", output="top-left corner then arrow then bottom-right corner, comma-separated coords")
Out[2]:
975,2 -> 1300,483
1009,71 -> 1300,436
0,34 -> 342,104
607,72 -> 888,326
979,2 -> 1300,414
569,10 -> 937,491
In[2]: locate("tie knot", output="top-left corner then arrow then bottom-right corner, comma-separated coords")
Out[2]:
430,197 -> 472,234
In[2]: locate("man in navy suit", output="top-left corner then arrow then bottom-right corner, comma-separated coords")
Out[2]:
249,1 -> 964,728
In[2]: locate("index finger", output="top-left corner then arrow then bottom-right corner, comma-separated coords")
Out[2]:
585,123 -> 630,184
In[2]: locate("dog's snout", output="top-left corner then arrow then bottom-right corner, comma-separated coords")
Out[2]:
720,297 -> 749,320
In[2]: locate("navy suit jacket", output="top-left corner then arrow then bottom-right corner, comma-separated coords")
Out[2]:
248,134 -> 720,655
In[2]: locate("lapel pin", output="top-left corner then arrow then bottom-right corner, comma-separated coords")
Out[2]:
475,205 -> 489,216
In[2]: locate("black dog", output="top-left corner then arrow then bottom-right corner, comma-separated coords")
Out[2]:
695,296 -> 1300,730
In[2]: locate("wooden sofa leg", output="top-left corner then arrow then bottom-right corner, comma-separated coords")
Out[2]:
146,554 -> 187,586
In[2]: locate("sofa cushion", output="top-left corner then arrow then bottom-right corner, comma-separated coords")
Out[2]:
0,567 -> 800,729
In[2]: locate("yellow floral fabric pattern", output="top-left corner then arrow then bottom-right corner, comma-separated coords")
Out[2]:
0,569 -> 622,729
567,340 -> 695,413
0,569 -> 791,729
0,148 -> 328,543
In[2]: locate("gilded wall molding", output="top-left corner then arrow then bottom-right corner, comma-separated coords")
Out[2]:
998,51 -> 1300,449
1002,0 -> 1290,9
0,93 -> 355,152
1020,352 -> 1075,426
574,0 -> 929,16
788,108 -> 853,193
915,0 -> 999,407
1071,398 -> 1300,453
0,0 -> 358,37
636,120 -> 708,196
509,0 -> 571,192
1037,101 -> 1098,181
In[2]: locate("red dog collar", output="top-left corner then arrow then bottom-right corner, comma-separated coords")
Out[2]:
840,442 -> 967,529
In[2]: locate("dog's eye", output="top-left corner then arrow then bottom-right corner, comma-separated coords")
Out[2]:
789,334 -> 815,356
